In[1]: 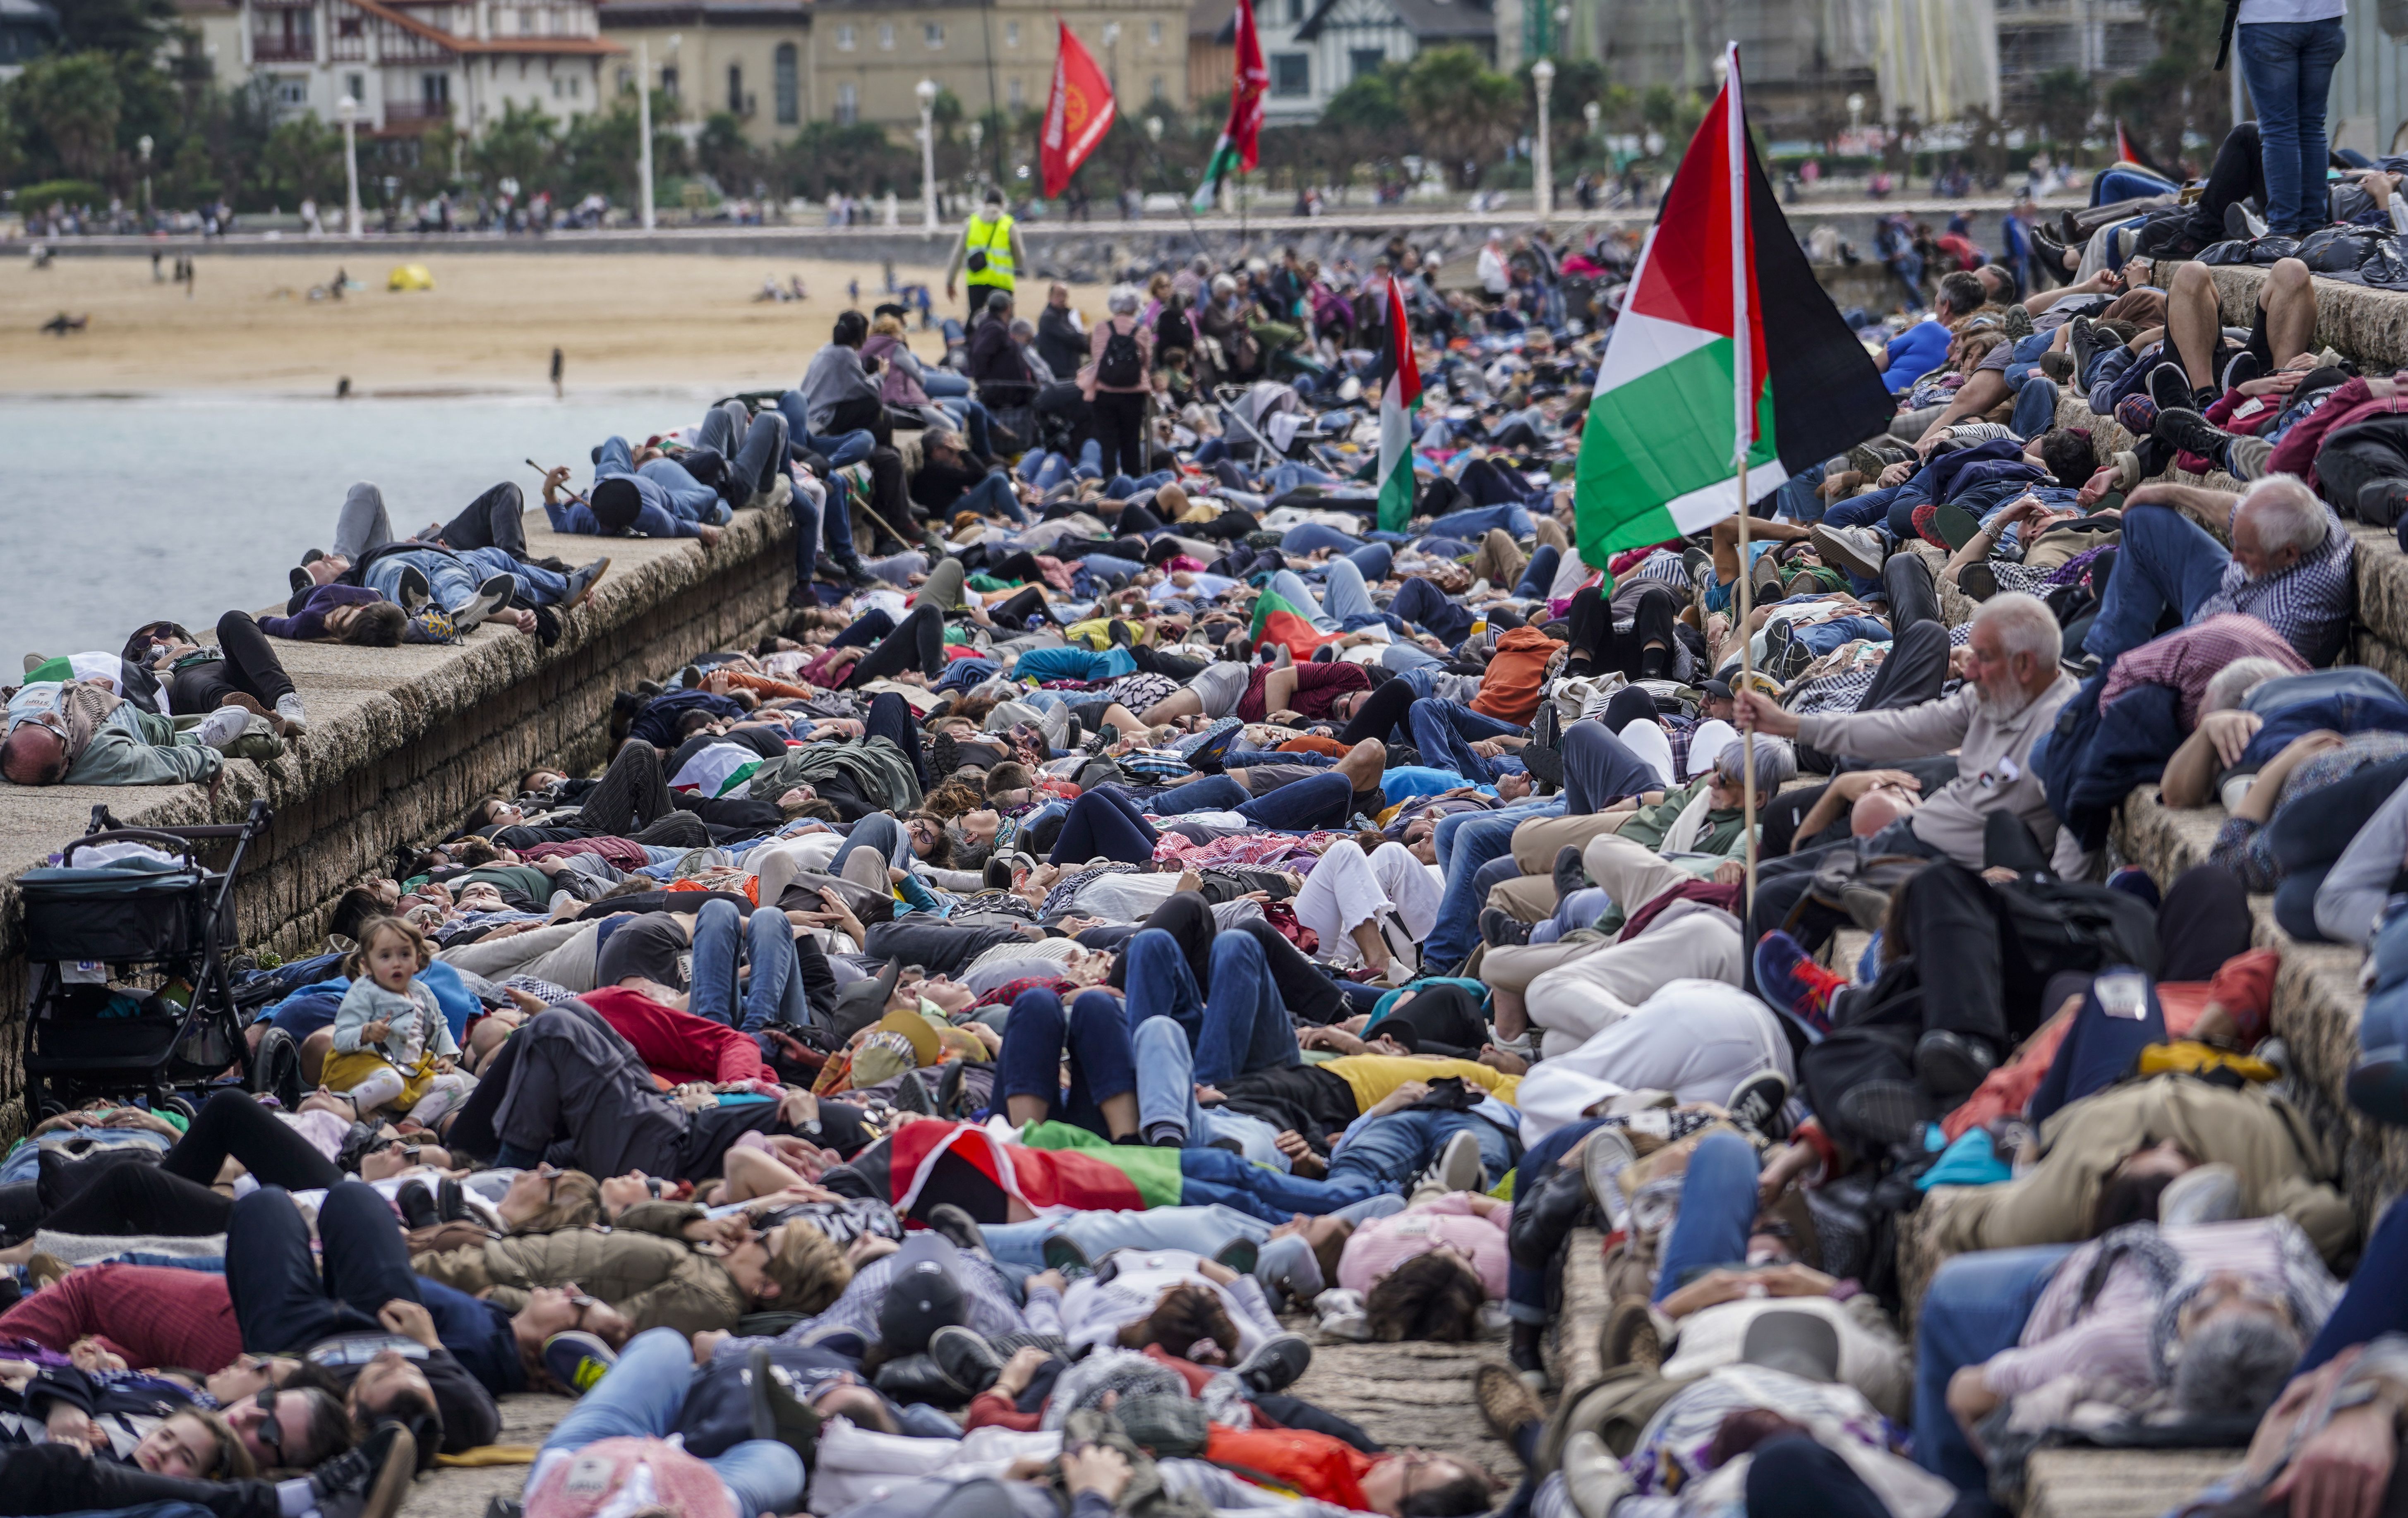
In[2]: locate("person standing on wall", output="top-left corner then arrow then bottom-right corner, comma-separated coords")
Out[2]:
946,189 -> 1026,327
2224,0 -> 2347,237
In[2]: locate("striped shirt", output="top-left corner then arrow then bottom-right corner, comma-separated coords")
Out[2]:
2192,505 -> 2357,666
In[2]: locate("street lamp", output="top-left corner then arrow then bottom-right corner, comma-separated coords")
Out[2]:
336,95 -> 362,237
916,78 -> 939,231
637,40 -> 655,229
137,134 -> 152,221
1103,21 -> 1120,94
1552,3 -> 1569,55
1145,115 -> 1163,142
1530,58 -> 1554,222
1846,91 -> 1865,135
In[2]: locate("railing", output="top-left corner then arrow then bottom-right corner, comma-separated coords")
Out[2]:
383,98 -> 452,121
250,37 -> 316,60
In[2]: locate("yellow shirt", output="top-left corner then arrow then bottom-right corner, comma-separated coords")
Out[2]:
1325,1055 -> 1520,1113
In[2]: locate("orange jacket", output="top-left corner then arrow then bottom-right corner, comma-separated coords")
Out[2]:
1470,625 -> 1564,725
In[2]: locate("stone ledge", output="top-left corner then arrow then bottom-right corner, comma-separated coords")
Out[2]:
2018,1449 -> 2237,1518
2207,263 -> 2408,374
0,505 -> 796,1137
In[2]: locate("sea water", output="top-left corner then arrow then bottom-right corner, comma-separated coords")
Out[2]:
0,390 -> 726,663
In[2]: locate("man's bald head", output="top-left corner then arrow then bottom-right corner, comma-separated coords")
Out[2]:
0,723 -> 69,786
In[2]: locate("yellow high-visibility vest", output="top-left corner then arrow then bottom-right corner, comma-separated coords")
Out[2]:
964,213 -> 1016,289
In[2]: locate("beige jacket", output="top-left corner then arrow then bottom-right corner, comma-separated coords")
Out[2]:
1792,673 -> 2081,874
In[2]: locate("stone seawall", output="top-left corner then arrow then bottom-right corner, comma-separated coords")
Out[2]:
0,505 -> 796,1140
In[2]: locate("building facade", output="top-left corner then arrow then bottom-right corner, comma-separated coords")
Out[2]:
594,0 -> 809,148
1240,0 -> 1494,125
1993,0 -> 2151,115
0,0 -> 59,79
233,0 -> 619,139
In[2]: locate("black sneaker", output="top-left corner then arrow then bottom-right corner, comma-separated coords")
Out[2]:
1480,906 -> 1531,948
2221,349 -> 2264,393
924,1201 -> 988,1256
396,565 -> 432,613
1041,1235 -> 1094,1275
1723,1070 -> 1793,1140
1914,1030 -> 1998,1100
1552,843 -> 1588,902
929,1323 -> 1006,1394
2147,362 -> 2199,416
1955,562 -> 1999,602
289,565 -> 313,596
309,1420 -> 417,1518
745,1342 -> 825,1461
2067,315 -> 2099,379
1232,1331 -> 1313,1394
2152,407 -> 2233,471
2362,479 -> 2408,528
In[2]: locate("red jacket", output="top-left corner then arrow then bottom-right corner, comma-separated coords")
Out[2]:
1205,1425 -> 1377,1508
583,988 -> 766,1086
2267,376 -> 2408,489
0,1263 -> 241,1372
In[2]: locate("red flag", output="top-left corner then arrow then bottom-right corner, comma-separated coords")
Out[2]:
1041,21 -> 1116,199
1229,0 -> 1266,171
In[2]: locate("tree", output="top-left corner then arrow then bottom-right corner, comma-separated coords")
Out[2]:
1319,65 -> 1410,187
260,114 -> 342,205
558,103 -> 640,201
469,100 -> 558,192
697,111 -> 756,191
57,0 -> 175,57
14,52 -> 125,184
1398,46 -> 1520,187
2028,67 -> 2093,155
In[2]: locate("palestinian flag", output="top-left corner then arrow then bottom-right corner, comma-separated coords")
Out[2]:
1571,45 -> 1891,561
1247,582 -> 1335,660
887,1118 -> 1180,1219
1376,277 -> 1422,533
1191,0 -> 1266,213
2114,119 -> 2175,182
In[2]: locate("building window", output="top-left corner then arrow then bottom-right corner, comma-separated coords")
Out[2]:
344,70 -> 365,102
727,62 -> 742,113
276,75 -> 308,106
835,22 -> 854,49
616,64 -> 633,93
877,22 -> 893,48
1270,52 -> 1309,96
1148,19 -> 1161,45
775,41 -> 798,123
422,71 -> 449,105
1005,19 -> 1019,45
1008,75 -> 1024,108
835,80 -> 858,124
1349,47 -> 1383,79
1150,74 -> 1165,101
568,72 -> 580,98
1286,0 -> 1302,21
924,22 -> 943,46
660,64 -> 678,99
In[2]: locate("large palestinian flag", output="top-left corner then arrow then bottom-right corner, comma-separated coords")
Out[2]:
887,1118 -> 1181,1218
1246,582 -> 1335,660
1571,46 -> 1891,561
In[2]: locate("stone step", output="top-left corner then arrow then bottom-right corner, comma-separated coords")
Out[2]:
2018,1449 -> 2239,1518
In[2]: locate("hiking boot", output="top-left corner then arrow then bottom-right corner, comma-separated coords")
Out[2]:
1809,522 -> 1886,580
1552,843 -> 1588,902
1955,562 -> 1999,602
396,565 -> 432,613
564,556 -> 611,608
924,1202 -> 988,1257
2147,362 -> 2200,416
541,1330 -> 617,1395
1234,1331 -> 1313,1395
1724,1070 -> 1793,1140
1480,906 -> 1531,949
2358,479 -> 2408,528
2153,407 -> 2233,471
309,1420 -> 416,1518
1473,1362 -> 1545,1444
1914,1029 -> 1998,1100
929,1324 -> 1006,1394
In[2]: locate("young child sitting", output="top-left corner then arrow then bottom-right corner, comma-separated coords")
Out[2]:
321,915 -> 472,1123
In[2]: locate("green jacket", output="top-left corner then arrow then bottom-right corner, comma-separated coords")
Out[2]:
1613,776 -> 1749,857
65,707 -> 223,788
411,1202 -> 746,1335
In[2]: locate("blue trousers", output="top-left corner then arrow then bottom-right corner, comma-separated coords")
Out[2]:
1650,1131 -> 1761,1303
1423,801 -> 1565,968
696,401 -> 791,503
1427,502 -> 1534,539
955,472 -> 1028,524
2238,18 -> 2348,235
1179,1108 -> 1513,1221
1148,771 -> 1360,832
2300,1191 -> 2408,1373
992,986 -> 1137,1133
775,390 -> 872,467
1282,522 -> 1366,556
1049,787 -> 1159,865
688,898 -> 807,1033
1391,575 -> 1474,644
2090,166 -> 2181,207
2081,503 -> 2233,661
2028,970 -> 2163,1126
1121,927 -> 1300,1087
1912,1244 -> 2075,1488
1409,698 -> 1525,786
1130,1015 -> 1291,1165
537,1327 -> 804,1517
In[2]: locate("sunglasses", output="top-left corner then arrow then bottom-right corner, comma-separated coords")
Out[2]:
250,1386 -> 284,1458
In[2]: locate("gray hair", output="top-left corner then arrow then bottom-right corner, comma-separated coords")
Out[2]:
2170,1314 -> 2304,1421
1107,283 -> 1140,315
1972,592 -> 2063,670
1210,273 -> 1238,297
1714,735 -> 1798,796
1009,319 -> 1034,339
2203,656 -> 2295,713
2238,474 -> 2330,558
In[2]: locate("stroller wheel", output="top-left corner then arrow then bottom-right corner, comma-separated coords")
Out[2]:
159,1094 -> 198,1122
249,1026 -> 302,1110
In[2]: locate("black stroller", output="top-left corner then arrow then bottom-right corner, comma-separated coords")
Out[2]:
17,799 -> 300,1119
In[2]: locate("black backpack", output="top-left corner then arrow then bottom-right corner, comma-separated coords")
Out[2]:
1097,321 -> 1144,388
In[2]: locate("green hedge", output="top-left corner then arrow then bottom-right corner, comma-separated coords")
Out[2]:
10,180 -> 108,210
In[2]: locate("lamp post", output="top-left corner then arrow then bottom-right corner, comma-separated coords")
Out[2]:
968,117 -> 984,196
637,40 -> 655,229
336,96 -> 362,237
1530,58 -> 1554,222
1103,21 -> 1120,91
916,79 -> 940,230
137,134 -> 152,222
1846,91 -> 1864,137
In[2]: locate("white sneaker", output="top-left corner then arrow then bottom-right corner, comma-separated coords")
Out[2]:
1427,1128 -> 1486,1195
192,707 -> 248,750
1313,1287 -> 1370,1341
273,693 -> 308,733
1809,522 -> 1888,579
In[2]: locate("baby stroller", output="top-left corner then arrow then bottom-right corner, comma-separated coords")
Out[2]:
17,800 -> 299,1120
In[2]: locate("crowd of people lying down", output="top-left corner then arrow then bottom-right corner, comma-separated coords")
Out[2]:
4,178 -> 2408,1518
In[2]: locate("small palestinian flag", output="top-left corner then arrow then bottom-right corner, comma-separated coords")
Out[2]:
1571,45 -> 1891,561
1377,276 -> 1422,533
1247,582 -> 1334,659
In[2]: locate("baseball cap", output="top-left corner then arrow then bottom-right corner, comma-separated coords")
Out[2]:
877,1232 -> 968,1353
588,477 -> 643,532
1703,677 -> 1734,699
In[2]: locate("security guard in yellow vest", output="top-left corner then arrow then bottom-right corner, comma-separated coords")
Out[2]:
945,187 -> 1027,323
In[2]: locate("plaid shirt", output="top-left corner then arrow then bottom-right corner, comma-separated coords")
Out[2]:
2193,505 -> 2357,665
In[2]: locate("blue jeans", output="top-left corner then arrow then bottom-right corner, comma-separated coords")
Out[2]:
1792,615 -> 1895,658
1516,544 -> 1560,597
1650,1131 -> 1762,1303
1912,1246 -> 2075,1488
983,1203 -> 1274,1267
1318,559 -> 1379,624
696,401 -> 791,505
2091,166 -> 2181,206
364,549 -> 481,613
2300,1189 -> 2408,1373
1106,469 -> 1177,500
1121,927 -> 1300,1087
1427,503 -> 1534,540
1424,800 -> 1564,968
1410,698 -> 1525,786
688,899 -> 807,1033
1269,462 -> 1340,493
1282,522 -> 1367,556
1179,1108 -> 1512,1220
955,472 -> 1028,524
2009,374 -> 2061,440
2081,503 -> 2233,660
774,390 -> 872,468
992,986 -> 1137,1133
636,456 -> 727,522
933,395 -> 993,456
537,1326 -> 805,1517
455,545 -> 567,605
923,371 -> 972,397
1347,542 -> 1394,583
1267,569 -> 1338,630
2360,907 -> 2408,1062
1131,1014 -> 1290,1165
2238,18 -> 2348,234
1391,575 -> 1474,644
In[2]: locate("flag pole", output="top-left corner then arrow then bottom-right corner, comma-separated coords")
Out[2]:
1726,42 -> 1758,915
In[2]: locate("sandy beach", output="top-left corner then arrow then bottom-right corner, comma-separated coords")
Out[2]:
1,251 -> 1106,397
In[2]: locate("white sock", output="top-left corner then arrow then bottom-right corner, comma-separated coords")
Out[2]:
407,1072 -> 470,1125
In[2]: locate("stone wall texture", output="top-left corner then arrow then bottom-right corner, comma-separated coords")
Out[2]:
0,505 -> 795,1140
